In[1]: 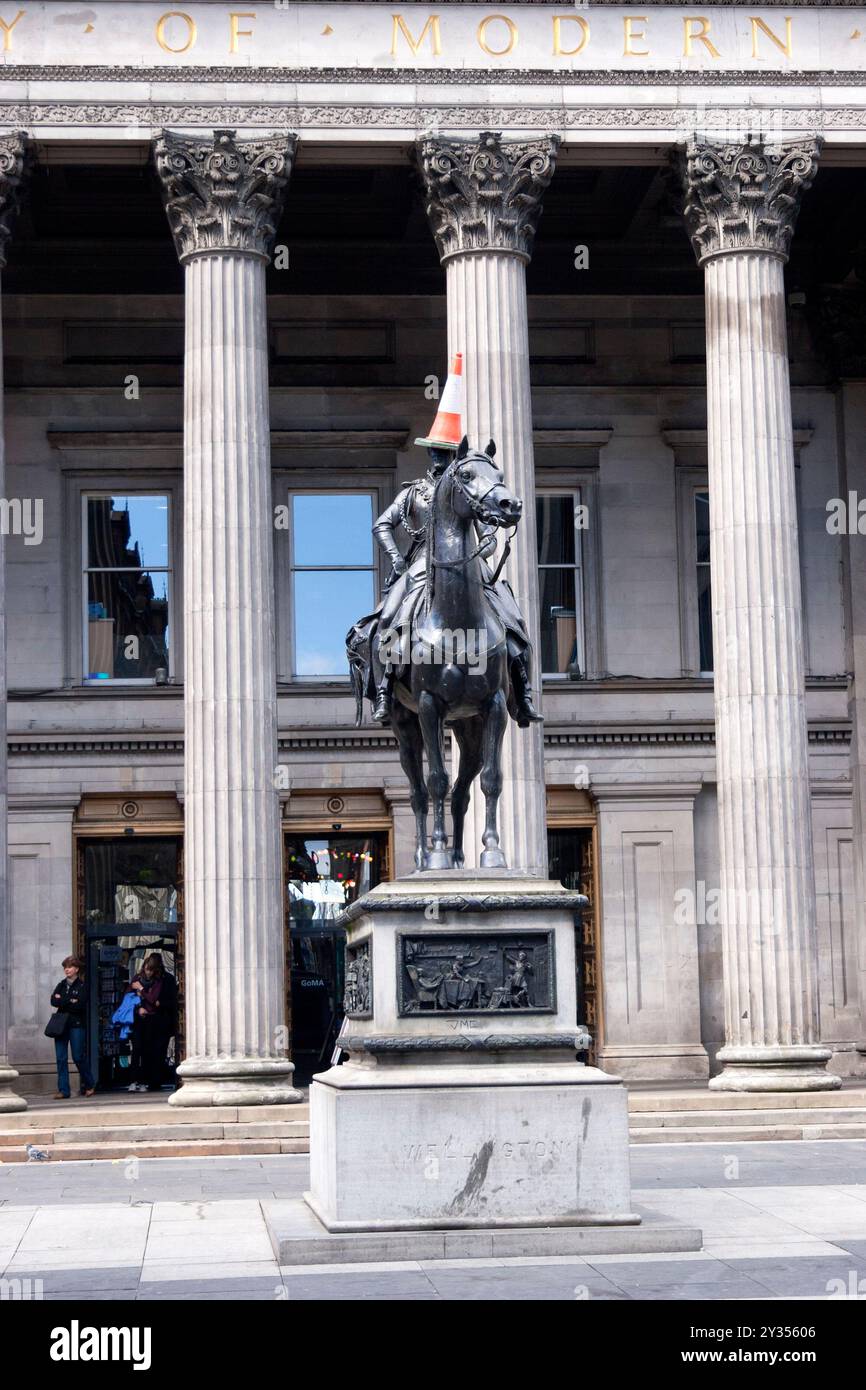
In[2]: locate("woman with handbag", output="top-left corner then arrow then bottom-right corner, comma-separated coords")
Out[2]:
47,955 -> 95,1099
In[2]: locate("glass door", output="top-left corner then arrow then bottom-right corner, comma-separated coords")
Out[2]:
548,826 -> 597,1062
285,832 -> 386,1085
77,835 -> 183,1089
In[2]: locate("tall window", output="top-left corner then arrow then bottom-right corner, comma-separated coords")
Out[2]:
695,489 -> 713,673
536,491 -> 585,677
83,494 -> 171,683
289,493 -> 376,677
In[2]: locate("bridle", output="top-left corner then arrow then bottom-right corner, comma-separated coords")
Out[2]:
423,454 -> 518,608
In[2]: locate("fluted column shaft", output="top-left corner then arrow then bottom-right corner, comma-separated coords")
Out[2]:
447,252 -> 547,875
680,137 -> 837,1090
156,129 -> 300,1105
0,133 -> 27,1112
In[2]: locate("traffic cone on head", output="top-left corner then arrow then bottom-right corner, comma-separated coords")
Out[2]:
415,352 -> 464,450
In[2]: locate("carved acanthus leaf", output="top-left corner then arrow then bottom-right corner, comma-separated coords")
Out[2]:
418,130 -> 558,263
678,137 -> 821,264
154,128 -> 297,262
0,131 -> 29,268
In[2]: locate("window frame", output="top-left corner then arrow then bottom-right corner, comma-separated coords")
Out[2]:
58,455 -> 182,689
281,485 -> 381,683
536,484 -> 588,681
81,490 -> 174,687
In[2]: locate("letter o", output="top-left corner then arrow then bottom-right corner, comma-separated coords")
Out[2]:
156,11 -> 197,54
477,14 -> 518,57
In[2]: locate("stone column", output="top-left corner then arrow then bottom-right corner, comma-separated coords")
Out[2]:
678,137 -> 838,1091
0,132 -> 27,1113
155,129 -> 301,1106
418,131 -> 558,878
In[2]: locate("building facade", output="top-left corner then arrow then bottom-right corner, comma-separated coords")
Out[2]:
1,1 -> 865,1101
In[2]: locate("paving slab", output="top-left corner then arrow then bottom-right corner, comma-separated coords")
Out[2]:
140,1259 -> 281,1283
148,1199 -> 263,1223
6,1264 -> 142,1292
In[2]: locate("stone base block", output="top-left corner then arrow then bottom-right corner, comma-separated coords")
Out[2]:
169,1057 -> 304,1107
307,1061 -> 638,1231
0,1065 -> 26,1113
266,1197 -> 701,1265
597,1042 -> 710,1083
709,1045 -> 843,1093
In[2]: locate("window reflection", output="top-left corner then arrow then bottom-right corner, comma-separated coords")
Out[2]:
293,570 -> 374,676
695,490 -> 713,672
537,494 -> 583,677
85,495 -> 171,682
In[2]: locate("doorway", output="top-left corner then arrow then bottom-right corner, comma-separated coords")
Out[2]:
547,822 -> 600,1063
285,831 -> 387,1085
76,833 -> 184,1091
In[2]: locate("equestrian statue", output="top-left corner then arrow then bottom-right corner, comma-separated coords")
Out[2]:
347,353 -> 542,872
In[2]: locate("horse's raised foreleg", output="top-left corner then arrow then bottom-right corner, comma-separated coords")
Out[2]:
480,689 -> 508,869
450,716 -> 483,870
391,701 -> 430,870
418,690 -> 451,870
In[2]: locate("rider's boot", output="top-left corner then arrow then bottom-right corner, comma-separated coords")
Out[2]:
372,671 -> 394,723
511,651 -> 543,728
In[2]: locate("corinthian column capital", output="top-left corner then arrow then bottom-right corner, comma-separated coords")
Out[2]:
0,131 -> 29,269
418,130 -> 559,264
154,128 -> 297,263
678,137 -> 821,266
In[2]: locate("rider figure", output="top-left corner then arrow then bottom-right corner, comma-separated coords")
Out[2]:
369,433 -> 543,728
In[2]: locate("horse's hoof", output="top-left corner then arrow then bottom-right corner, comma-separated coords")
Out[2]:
480,847 -> 508,869
453,851 -> 465,869
426,847 -> 453,871
415,848 -> 429,871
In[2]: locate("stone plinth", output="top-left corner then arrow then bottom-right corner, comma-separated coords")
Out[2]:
306,872 -> 638,1232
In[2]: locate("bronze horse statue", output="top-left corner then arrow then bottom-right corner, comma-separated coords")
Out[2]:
348,438 -> 536,871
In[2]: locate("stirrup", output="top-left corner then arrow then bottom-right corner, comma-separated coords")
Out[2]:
372,688 -> 392,723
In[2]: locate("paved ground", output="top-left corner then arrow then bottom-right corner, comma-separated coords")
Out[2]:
1,1141 -> 865,1300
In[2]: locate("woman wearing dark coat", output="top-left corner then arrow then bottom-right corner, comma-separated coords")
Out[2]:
130,953 -> 177,1092
50,955 -> 95,1099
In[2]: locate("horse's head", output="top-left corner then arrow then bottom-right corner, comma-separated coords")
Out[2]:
447,436 -> 523,529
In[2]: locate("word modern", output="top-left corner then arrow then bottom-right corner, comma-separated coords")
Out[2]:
0,5 -> 857,77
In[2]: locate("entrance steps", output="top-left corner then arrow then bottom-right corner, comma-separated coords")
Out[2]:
6,1084 -> 866,1159
628,1084 -> 866,1143
0,1098 -> 310,1162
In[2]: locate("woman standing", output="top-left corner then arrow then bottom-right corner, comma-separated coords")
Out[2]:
130,953 -> 177,1092
50,956 -> 95,1099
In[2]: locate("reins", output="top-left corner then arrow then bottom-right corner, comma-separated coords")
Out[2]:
423,455 -> 514,612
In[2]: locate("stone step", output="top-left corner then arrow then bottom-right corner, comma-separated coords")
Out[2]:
0,1101 -> 309,1131
0,1119 -> 309,1147
0,1136 -> 311,1164
631,1106 -> 866,1129
628,1088 -> 866,1113
630,1122 -> 866,1143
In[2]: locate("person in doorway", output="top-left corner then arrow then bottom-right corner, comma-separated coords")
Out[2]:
50,956 -> 95,1099
130,953 -> 177,1092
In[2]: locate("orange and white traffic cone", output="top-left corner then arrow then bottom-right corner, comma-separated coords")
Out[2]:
415,352 -> 464,450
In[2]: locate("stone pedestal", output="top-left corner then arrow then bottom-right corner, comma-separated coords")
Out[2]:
307,873 -> 638,1231
155,129 -> 302,1107
0,134 -> 27,1114
679,138 -> 839,1092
